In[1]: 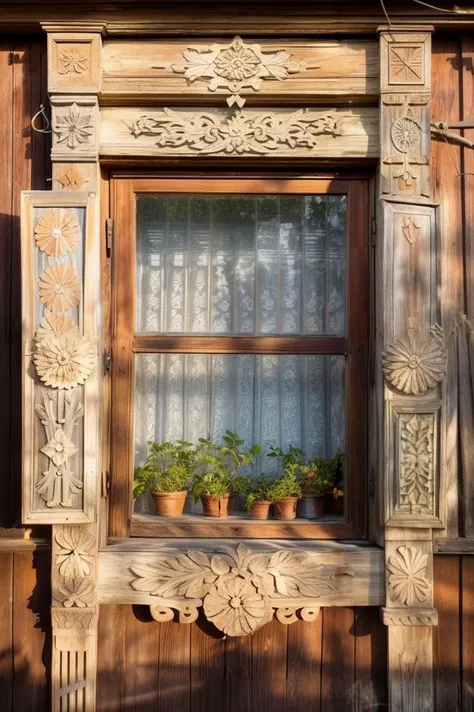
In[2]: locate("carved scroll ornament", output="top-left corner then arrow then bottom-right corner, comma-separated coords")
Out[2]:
382,324 -> 447,395
131,543 -> 354,637
170,36 -> 309,108
129,108 -> 341,156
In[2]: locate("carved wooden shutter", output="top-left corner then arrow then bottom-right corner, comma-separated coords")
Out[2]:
21,190 -> 99,524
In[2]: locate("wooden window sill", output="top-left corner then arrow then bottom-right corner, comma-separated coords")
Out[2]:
130,513 -> 363,539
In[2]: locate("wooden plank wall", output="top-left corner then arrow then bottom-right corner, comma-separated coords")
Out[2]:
0,31 -> 472,712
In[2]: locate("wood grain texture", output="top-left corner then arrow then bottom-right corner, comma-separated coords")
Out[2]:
354,607 -> 388,712
462,557 -> 474,712
287,618 -> 322,712
96,604 -> 126,712
434,555 -> 461,711
321,607 -> 355,711
251,618 -> 287,712
190,620 -> 225,712
0,554 -> 13,712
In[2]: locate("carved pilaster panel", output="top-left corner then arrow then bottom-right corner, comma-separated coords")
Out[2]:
51,96 -> 99,162
387,627 -> 434,711
47,33 -> 102,94
21,191 -> 99,523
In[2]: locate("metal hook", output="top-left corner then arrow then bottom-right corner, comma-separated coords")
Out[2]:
31,104 -> 52,134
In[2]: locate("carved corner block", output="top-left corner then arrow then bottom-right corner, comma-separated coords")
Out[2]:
51,96 -> 99,162
47,33 -> 102,94
385,539 -> 434,610
379,29 -> 432,94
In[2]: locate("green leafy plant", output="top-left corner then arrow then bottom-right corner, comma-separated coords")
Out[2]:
267,444 -> 306,471
305,453 -> 345,495
268,464 -> 303,501
244,473 -> 273,510
191,431 -> 261,502
133,440 -> 194,498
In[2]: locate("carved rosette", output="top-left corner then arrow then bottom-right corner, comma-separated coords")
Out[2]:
382,324 -> 447,395
129,108 -> 341,156
170,36 -> 309,107
386,546 -> 431,607
53,103 -> 94,149
131,543 -> 354,636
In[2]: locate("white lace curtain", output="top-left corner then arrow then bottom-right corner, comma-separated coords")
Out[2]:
134,194 -> 346,470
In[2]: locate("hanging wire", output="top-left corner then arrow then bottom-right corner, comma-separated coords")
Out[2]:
31,104 -> 52,134
379,0 -> 393,26
410,0 -> 463,12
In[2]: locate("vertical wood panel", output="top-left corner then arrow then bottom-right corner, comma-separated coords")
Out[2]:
321,607 -> 355,711
124,606 -> 160,712
224,630 -> 252,712
190,621 -> 225,712
0,554 -> 13,712
432,37 -> 463,539
251,618 -> 287,712
462,557 -> 474,712
354,607 -> 388,711
287,618 -> 322,712
434,555 -> 461,711
157,622 -> 191,712
97,604 -> 126,712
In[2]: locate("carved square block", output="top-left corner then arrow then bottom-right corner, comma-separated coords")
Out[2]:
388,44 -> 424,86
48,33 -> 101,93
379,31 -> 432,93
51,95 -> 99,162
385,401 -> 442,529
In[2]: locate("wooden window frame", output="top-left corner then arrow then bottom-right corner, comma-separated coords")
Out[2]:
109,175 -> 370,539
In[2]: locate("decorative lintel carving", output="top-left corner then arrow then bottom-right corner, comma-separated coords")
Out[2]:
131,543 -> 354,637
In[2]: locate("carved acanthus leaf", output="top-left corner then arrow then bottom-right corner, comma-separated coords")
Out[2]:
170,36 -> 309,107
382,324 -> 447,395
129,109 -> 341,156
131,543 -> 354,637
52,608 -> 97,629
399,414 -> 434,514
387,546 -> 431,607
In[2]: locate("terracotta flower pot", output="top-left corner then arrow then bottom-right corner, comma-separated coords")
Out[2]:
226,493 -> 236,516
249,500 -> 271,520
313,494 -> 325,518
274,497 -> 298,521
200,493 -> 230,518
151,491 -> 187,517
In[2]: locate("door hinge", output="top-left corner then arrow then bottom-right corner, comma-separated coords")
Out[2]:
371,217 -> 377,247
102,470 -> 111,498
105,218 -> 114,257
103,350 -> 112,374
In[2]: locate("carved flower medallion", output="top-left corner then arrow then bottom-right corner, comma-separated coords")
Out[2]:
54,104 -> 93,149
391,109 -> 420,154
34,209 -> 80,257
38,263 -> 81,312
213,38 -> 260,82
203,576 -> 269,636
55,526 -> 95,579
34,333 -> 95,389
387,546 -> 430,606
382,324 -> 447,395
35,312 -> 79,340
41,428 -> 77,467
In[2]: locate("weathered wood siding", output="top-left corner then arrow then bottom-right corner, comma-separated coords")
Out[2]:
0,31 -> 471,712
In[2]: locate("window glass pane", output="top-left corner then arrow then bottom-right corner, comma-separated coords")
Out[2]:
136,194 -> 346,335
134,353 -> 345,475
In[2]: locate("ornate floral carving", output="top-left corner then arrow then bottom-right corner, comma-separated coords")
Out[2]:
389,45 -> 423,84
56,168 -> 87,191
38,263 -> 81,312
53,103 -> 94,149
382,324 -> 447,395
57,47 -> 88,75
35,391 -> 83,507
399,414 -> 434,513
387,546 -> 431,606
35,312 -> 79,340
52,608 -> 97,629
56,577 -> 95,608
130,109 -> 340,156
391,110 -> 420,154
131,543 -> 353,637
34,209 -> 80,257
34,333 -> 95,390
170,36 -> 308,107
401,216 -> 422,245
55,527 -> 96,579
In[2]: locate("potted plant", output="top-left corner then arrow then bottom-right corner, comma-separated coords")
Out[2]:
192,431 -> 261,517
133,440 -> 194,517
244,474 -> 273,520
323,453 -> 346,515
305,458 -> 334,517
268,464 -> 303,520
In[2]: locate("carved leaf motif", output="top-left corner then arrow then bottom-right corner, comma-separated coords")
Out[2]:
34,209 -> 79,257
57,168 -> 87,191
387,546 -> 431,606
171,36 -> 308,107
52,608 -> 96,629
57,47 -> 88,75
36,312 -> 79,340
130,553 -> 218,598
129,109 -> 341,156
399,414 -> 434,513
382,324 -> 447,395
56,577 -> 95,608
55,527 -> 96,579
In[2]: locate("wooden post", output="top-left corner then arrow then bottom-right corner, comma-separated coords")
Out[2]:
378,25 -> 441,711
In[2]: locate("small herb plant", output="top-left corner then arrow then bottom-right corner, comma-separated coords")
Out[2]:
244,474 -> 273,510
268,464 -> 303,501
192,430 -> 261,502
133,440 -> 194,499
267,444 -> 306,472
